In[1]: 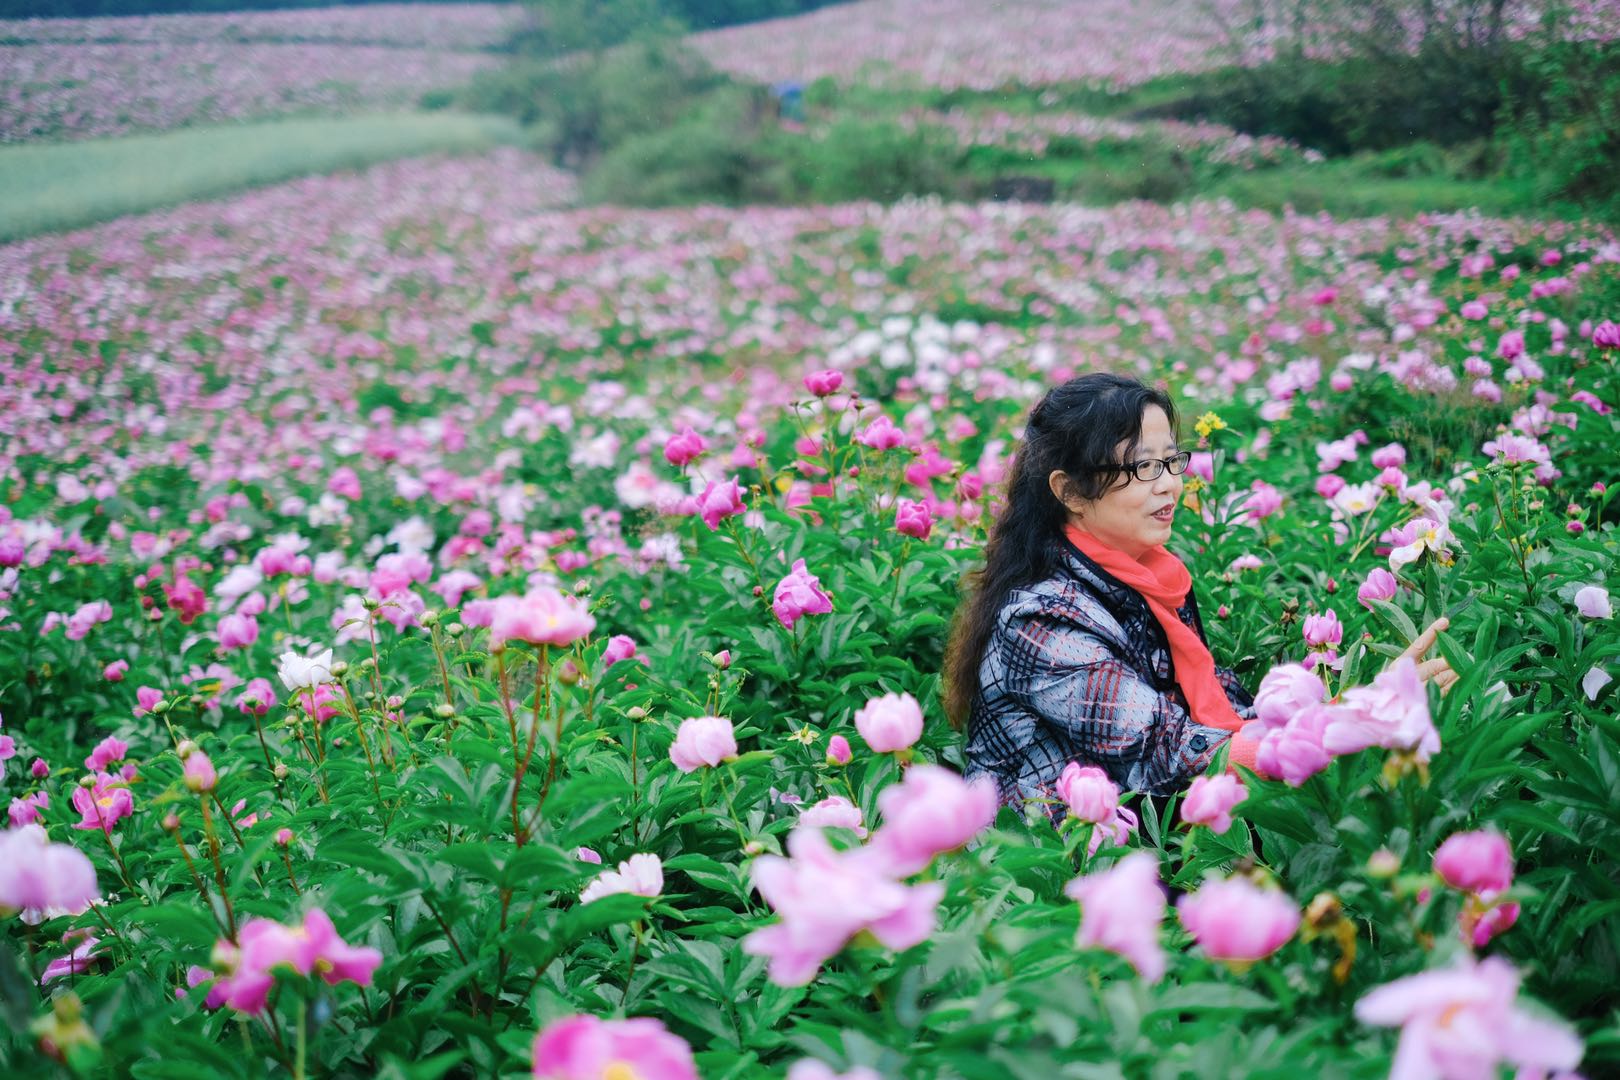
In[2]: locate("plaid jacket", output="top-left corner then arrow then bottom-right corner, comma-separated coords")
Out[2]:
963,536 -> 1255,808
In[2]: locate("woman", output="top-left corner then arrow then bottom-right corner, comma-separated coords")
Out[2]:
943,373 -> 1455,811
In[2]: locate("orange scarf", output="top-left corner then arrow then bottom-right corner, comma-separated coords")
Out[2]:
1064,523 -> 1260,771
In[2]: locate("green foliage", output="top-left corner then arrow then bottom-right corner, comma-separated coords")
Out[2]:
0,112 -> 522,245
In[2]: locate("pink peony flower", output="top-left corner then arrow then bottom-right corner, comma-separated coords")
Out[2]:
803,369 -> 845,396
1574,585 -> 1611,620
1470,899 -> 1519,947
217,612 -> 259,651
668,715 -> 738,773
868,764 -> 997,877
488,588 -> 596,648
135,686 -> 163,715
237,678 -> 276,717
85,735 -> 128,773
601,634 -> 639,668
1251,665 -> 1327,734
103,659 -> 128,681
1242,481 -> 1283,521
1592,320 -> 1620,349
855,414 -> 905,451
663,426 -> 708,467
1497,330 -> 1525,360
799,795 -> 867,838
183,750 -> 218,793
575,846 -> 601,864
1064,850 -> 1167,982
40,931 -> 101,984
580,853 -> 664,904
825,734 -> 852,765
1301,609 -> 1343,648
894,499 -> 934,540
71,776 -> 133,835
743,826 -> 943,986
222,908 -> 381,1012
1055,762 -> 1119,823
772,559 -> 833,629
1251,703 -> 1334,786
0,824 -> 100,916
1460,300 -> 1488,320
1325,657 -> 1440,761
696,476 -> 746,530
532,1015 -> 698,1080
853,691 -> 924,753
327,466 -> 362,500
1434,830 -> 1513,896
1181,774 -> 1248,834
1354,956 -> 1582,1080
1177,876 -> 1300,962
1358,568 -> 1398,610
65,599 -> 114,640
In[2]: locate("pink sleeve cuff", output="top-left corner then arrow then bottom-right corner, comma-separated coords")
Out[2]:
1224,729 -> 1263,775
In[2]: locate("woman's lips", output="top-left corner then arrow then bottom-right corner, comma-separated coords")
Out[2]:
1152,506 -> 1175,521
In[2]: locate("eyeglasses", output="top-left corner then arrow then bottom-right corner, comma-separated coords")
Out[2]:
1086,451 -> 1192,483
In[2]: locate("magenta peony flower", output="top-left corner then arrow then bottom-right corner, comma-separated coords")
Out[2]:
1354,956 -> 1582,1080
868,764 -> 998,877
217,612 -> 260,651
1064,850 -> 1167,982
1357,568 -> 1398,610
743,826 -> 943,986
580,853 -> 664,904
696,476 -> 746,530
825,734 -> 852,766
1574,585 -> 1611,620
668,715 -> 738,773
853,691 -> 924,753
327,466 -> 362,500
663,426 -> 708,467
1181,774 -> 1248,835
601,634 -> 638,668
103,659 -> 128,682
803,370 -> 844,396
488,588 -> 596,648
1177,876 -> 1300,962
533,1015 -> 698,1080
72,775 -> 133,835
1470,899 -> 1519,947
0,824 -> 100,917
1592,320 -> 1620,349
1242,481 -> 1283,521
894,498 -> 934,540
1434,830 -> 1513,896
1055,762 -> 1119,823
1325,657 -> 1440,761
855,414 -> 905,451
1301,609 -> 1343,648
1251,702 -> 1334,786
236,677 -> 276,717
226,908 -> 381,1009
772,559 -> 833,629
40,930 -> 101,984
85,735 -> 128,773
1496,330 -> 1525,360
1460,299 -> 1488,320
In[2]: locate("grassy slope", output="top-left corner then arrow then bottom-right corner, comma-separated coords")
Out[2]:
0,111 -> 524,244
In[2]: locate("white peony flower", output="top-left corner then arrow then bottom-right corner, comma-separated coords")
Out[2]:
276,647 -> 335,692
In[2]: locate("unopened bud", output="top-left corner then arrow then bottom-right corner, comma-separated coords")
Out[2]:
386,694 -> 404,709
557,659 -> 582,686
330,660 -> 350,678
1366,848 -> 1400,879
573,580 -> 591,596
434,703 -> 456,720
275,827 -> 293,847
163,811 -> 181,831
359,657 -> 376,671
77,775 -> 96,789
743,840 -> 765,856
151,699 -> 170,715
626,706 -> 648,720
418,609 -> 439,627
176,739 -> 198,759
752,586 -> 763,597
447,622 -> 464,637
273,762 -> 289,781
361,596 -> 380,612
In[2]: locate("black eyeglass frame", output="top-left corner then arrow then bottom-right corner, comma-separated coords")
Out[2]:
1080,450 -> 1193,484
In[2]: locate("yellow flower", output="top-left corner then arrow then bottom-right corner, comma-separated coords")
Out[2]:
789,726 -> 819,746
1194,412 -> 1228,439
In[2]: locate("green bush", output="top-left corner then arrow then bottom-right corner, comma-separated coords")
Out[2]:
581,92 -> 789,205
785,117 -> 962,204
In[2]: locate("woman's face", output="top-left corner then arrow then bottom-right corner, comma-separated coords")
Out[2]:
1051,405 -> 1183,560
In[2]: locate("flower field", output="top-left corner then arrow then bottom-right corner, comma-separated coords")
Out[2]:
2,131 -> 1620,1076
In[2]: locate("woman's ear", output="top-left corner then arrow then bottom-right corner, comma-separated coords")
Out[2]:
1047,469 -> 1084,516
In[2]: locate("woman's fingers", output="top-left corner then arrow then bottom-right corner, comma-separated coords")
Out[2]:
1415,657 -> 1451,682
1399,617 -> 1450,662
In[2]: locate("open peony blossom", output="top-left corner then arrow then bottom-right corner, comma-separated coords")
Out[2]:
868,764 -> 998,877
1253,704 -> 1334,786
894,499 -> 934,540
799,795 -> 867,837
696,476 -> 746,530
532,1014 -> 698,1080
743,826 -> 943,986
772,558 -> 833,629
580,853 -> 664,904
1354,955 -> 1582,1080
1250,664 -> 1328,734
1324,656 -> 1440,761
1433,830 -> 1513,896
204,908 -> 382,1013
668,715 -> 738,773
276,647 -> 335,692
0,824 -> 100,918
853,691 -> 924,753
1573,585 -> 1611,620
72,774 -> 134,835
1177,876 -> 1300,963
488,588 -> 596,648
1065,850 -> 1168,982
1181,773 -> 1248,835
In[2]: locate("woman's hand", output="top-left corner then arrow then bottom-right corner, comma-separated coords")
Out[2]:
1396,616 -> 1461,696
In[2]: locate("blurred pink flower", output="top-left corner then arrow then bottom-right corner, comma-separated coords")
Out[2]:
40,931 -> 101,984
488,588 -> 596,648
219,908 -> 381,1013
183,750 -> 218,793
868,764 -> 997,876
697,476 -> 746,530
853,691 -> 924,753
668,715 -> 737,773
1326,657 -> 1440,761
1177,876 -> 1299,962
663,426 -> 708,467
800,795 -> 866,838
772,559 -> 833,629
1055,762 -> 1118,823
1469,899 -> 1519,947
602,634 -> 639,668
1592,320 -> 1620,349
0,824 -> 100,916
1434,830 -> 1513,896
327,466 -> 362,500
787,1062 -> 881,1080
1242,481 -> 1283,521
217,612 -> 260,651
1302,610 -> 1342,648
1251,665 -> 1326,734
85,735 -> 128,773
71,776 -> 133,835
236,678 -> 276,717
532,1015 -> 697,1080
1251,703 -> 1334,786
743,826 -> 942,986
103,659 -> 128,681
1181,773 -> 1247,834
1064,850 -> 1167,982
855,414 -> 905,451
803,370 -> 844,396
1354,956 -> 1581,1080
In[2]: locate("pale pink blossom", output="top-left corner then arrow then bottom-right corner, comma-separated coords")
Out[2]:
1177,876 -> 1300,962
668,715 -> 738,773
580,853 -> 663,904
853,691 -> 924,753
532,1015 -> 697,1080
1181,773 -> 1247,834
1065,850 -> 1167,982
